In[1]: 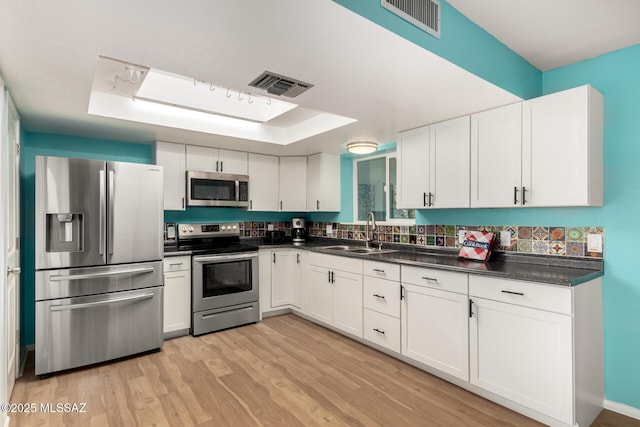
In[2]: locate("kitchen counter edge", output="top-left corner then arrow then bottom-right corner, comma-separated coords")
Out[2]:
256,240 -> 603,287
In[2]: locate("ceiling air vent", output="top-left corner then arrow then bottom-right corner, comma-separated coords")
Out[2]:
382,0 -> 441,39
248,71 -> 313,98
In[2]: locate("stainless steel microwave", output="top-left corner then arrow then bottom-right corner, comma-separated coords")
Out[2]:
186,171 -> 249,207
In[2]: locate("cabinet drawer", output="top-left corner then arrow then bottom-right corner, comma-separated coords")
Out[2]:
364,277 -> 400,318
401,265 -> 468,294
163,256 -> 191,272
469,276 -> 571,314
309,252 -> 363,274
364,309 -> 400,353
363,260 -> 400,281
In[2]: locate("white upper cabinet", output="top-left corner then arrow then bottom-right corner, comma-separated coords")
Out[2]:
397,125 -> 429,208
186,145 -> 248,175
522,85 -> 603,207
429,116 -> 470,208
154,141 -> 186,211
278,156 -> 307,212
397,116 -> 470,209
247,153 -> 279,211
470,103 -> 523,208
307,153 -> 340,212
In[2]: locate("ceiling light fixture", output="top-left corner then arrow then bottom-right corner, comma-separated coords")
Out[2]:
347,141 -> 378,154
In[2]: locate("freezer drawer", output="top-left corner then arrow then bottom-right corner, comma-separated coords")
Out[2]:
35,286 -> 164,376
36,261 -> 163,301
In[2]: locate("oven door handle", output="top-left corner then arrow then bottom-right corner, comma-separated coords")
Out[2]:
193,253 -> 258,263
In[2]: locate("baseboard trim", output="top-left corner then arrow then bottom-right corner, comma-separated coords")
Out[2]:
605,400 -> 640,420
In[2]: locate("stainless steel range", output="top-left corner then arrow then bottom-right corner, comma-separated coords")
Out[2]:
176,223 -> 259,336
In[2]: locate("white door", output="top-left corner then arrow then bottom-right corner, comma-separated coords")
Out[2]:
2,84 -> 21,405
332,270 -> 363,338
522,86 -> 591,207
290,251 -> 305,310
185,145 -> 218,172
270,250 -> 292,308
247,153 -> 279,211
396,125 -> 429,209
401,284 -> 469,380
218,149 -> 247,175
278,157 -> 307,212
430,116 -> 470,208
470,102 -> 522,207
469,297 -> 573,424
307,265 -> 333,324
154,141 -> 186,210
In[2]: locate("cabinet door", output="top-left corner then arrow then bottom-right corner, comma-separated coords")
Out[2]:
429,116 -> 470,208
290,250 -> 306,310
248,153 -> 279,211
185,145 -> 218,172
218,149 -> 248,175
154,141 -> 186,211
401,284 -> 469,381
163,270 -> 191,334
333,270 -> 363,338
470,103 -> 522,207
396,125 -> 429,208
307,153 -> 340,212
470,297 -> 573,424
278,157 -> 307,211
307,265 -> 333,324
270,250 -> 293,308
522,85 -> 603,207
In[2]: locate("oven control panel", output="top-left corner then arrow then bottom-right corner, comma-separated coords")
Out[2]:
177,222 -> 240,239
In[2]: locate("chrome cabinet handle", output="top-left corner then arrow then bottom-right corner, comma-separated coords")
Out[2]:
316,200 -> 320,210
421,276 -> 438,283
428,192 -> 433,207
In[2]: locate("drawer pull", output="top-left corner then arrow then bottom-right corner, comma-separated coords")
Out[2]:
169,263 -> 183,267
373,268 -> 385,273
421,276 -> 438,283
373,328 -> 386,335
373,294 -> 386,300
501,290 -> 525,296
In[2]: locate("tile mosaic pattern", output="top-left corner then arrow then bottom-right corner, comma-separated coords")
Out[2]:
302,222 -> 605,259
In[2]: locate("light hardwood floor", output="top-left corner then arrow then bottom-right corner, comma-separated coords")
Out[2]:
9,314 -> 637,426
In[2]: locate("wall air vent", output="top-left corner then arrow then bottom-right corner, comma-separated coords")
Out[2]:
248,71 -> 313,98
382,0 -> 441,39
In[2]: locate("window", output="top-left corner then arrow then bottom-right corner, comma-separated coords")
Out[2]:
354,153 -> 415,224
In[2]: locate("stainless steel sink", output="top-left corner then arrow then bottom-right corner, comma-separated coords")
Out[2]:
321,245 -> 397,255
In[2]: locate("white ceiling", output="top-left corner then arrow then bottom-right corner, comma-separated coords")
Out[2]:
0,0 -> 637,155
447,0 -> 640,71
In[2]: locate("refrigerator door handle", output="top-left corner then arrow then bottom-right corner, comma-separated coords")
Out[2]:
99,168 -> 106,255
108,169 -> 115,255
49,266 -> 156,282
49,292 -> 155,311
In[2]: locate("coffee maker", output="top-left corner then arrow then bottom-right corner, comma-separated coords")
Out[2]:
291,217 -> 306,245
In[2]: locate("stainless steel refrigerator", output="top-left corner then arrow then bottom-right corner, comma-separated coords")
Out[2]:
35,156 -> 164,376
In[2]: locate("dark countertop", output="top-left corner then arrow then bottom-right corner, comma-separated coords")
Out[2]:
255,238 -> 604,287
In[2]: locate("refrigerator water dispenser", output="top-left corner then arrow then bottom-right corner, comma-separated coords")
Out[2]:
46,213 -> 83,252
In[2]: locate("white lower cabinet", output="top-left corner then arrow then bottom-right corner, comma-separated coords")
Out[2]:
307,253 -> 363,338
469,275 -> 603,427
260,249 -> 306,316
400,266 -> 469,381
162,256 -> 191,336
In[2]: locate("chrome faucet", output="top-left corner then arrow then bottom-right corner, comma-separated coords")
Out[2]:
366,211 -> 376,248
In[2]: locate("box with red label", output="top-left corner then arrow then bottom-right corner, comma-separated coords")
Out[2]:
459,230 -> 495,262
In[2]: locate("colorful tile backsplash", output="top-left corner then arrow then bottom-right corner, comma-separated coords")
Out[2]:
239,221 -> 604,259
